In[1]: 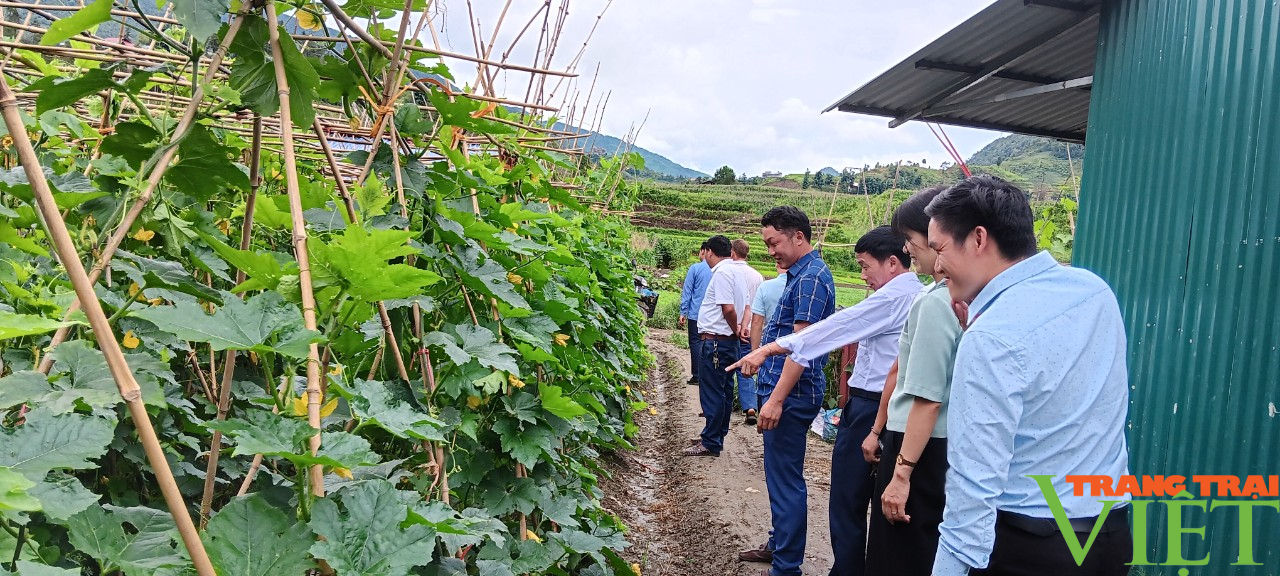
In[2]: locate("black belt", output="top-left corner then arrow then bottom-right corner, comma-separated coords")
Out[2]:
997,508 -> 1128,537
699,333 -> 736,341
848,387 -> 881,402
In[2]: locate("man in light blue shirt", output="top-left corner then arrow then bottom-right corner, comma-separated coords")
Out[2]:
679,243 -> 711,385
925,175 -> 1131,575
748,262 -> 788,351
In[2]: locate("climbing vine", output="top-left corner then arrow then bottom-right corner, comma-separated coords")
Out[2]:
0,1 -> 648,574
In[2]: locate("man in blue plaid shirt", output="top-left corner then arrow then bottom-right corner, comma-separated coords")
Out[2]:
730,206 -> 836,576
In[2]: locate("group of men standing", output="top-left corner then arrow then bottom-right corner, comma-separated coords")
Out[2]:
675,175 -> 1132,576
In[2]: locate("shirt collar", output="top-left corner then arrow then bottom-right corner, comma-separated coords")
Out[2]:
787,250 -> 819,280
970,250 -> 1058,317
880,271 -> 923,294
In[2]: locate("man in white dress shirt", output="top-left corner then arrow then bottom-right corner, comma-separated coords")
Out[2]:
732,225 -> 922,576
685,235 -> 752,457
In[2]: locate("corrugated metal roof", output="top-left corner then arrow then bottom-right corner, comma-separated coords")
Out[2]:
826,0 -> 1101,142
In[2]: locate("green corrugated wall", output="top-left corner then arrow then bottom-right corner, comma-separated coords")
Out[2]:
1076,0 -> 1280,572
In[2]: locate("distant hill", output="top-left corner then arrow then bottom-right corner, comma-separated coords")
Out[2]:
966,134 -> 1084,192
557,124 -> 707,179
818,167 -> 840,176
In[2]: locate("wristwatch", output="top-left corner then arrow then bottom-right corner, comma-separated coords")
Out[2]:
896,454 -> 917,468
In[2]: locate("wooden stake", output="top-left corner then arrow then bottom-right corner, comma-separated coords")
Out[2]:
199,115 -> 263,527
0,78 -> 216,576
265,2 -> 325,497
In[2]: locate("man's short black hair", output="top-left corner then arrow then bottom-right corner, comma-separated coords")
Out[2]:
855,225 -> 911,269
924,174 -> 1036,261
892,184 -> 950,237
761,206 -> 813,241
705,235 -> 732,258
699,241 -> 708,251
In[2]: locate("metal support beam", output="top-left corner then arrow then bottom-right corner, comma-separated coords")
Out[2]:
921,76 -> 1093,117
834,104 -> 1086,143
888,4 -> 1100,128
915,59 -> 1078,87
1024,0 -> 1092,13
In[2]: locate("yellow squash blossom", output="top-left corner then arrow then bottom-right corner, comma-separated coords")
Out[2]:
630,564 -> 642,576
292,394 -> 338,418
648,407 -> 657,416
132,228 -> 155,242
508,374 -> 526,389
524,529 -> 542,543
333,467 -> 354,480
216,218 -> 232,236
553,333 -> 569,346
121,331 -> 140,349
466,396 -> 483,409
507,272 -> 523,285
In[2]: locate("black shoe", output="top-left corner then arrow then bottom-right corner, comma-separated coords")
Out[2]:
744,409 -> 758,426
686,376 -> 699,385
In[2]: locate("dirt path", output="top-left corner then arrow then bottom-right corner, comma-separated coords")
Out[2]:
602,330 -> 835,576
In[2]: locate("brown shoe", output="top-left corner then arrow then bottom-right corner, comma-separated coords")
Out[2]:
737,545 -> 773,563
682,444 -> 719,457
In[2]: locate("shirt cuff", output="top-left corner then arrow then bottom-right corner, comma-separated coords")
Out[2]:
931,547 -> 971,576
775,333 -> 812,367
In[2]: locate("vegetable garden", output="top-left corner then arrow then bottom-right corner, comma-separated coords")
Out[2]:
0,1 -> 650,574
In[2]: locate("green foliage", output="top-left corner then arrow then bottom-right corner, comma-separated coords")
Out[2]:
712,165 -> 736,184
0,6 -> 650,573
40,0 -> 113,45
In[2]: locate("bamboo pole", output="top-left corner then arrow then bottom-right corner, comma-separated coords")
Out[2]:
198,115 -> 263,527
317,0 -> 393,59
265,2 -> 325,497
37,13 -> 247,374
0,79 -> 216,576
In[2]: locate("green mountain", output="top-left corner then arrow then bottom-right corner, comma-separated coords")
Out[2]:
966,134 -> 1084,192
561,125 -> 707,179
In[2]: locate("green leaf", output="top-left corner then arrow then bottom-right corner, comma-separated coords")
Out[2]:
229,16 -> 321,128
204,494 -> 314,576
0,467 -> 41,519
195,230 -> 295,291
0,408 -> 114,480
338,379 -> 446,441
40,0 -> 112,45
204,410 -> 380,469
12,561 -> 80,575
47,340 -> 151,411
165,123 -> 250,199
66,504 -> 185,574
492,419 -> 556,469
171,0 -> 229,43
28,474 -> 99,522
426,90 -> 515,135
133,291 -> 318,359
424,325 -> 519,374
116,250 -> 223,304
99,122 -> 161,169
539,384 -> 587,419
0,372 -> 51,409
455,248 -> 529,310
27,68 -> 115,113
309,479 -> 437,575
310,225 -> 442,303
0,310 -> 68,341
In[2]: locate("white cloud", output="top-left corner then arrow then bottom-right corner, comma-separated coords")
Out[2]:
434,1 -> 1004,176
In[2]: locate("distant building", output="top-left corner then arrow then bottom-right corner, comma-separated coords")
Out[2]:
761,171 -> 783,178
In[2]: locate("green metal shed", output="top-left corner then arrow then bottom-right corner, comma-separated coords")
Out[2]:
828,0 -> 1280,572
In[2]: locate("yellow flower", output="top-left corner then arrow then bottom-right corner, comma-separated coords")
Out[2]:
121,330 -> 140,349
128,282 -> 141,297
296,7 -> 325,31
630,563 -> 642,576
329,364 -> 343,376
132,228 -> 155,242
333,467 -> 353,480
292,393 -> 338,418
0,135 -> 12,148
624,385 -> 631,394
508,374 -> 525,389
524,529 -> 542,543
147,297 -> 164,306
507,272 -> 523,285
466,396 -> 482,409
648,407 -> 657,416
553,333 -> 569,346
216,218 -> 232,236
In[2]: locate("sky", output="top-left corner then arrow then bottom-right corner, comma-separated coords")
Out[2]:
429,0 -> 1004,176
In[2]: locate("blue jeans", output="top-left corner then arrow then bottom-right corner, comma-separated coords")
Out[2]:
829,395 -> 878,576
761,393 -> 822,576
697,338 -> 737,453
736,341 -> 758,412
686,320 -> 701,381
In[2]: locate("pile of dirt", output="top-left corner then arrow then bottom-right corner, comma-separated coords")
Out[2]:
600,330 -> 835,576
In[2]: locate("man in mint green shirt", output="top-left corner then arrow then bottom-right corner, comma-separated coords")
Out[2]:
862,185 -> 962,576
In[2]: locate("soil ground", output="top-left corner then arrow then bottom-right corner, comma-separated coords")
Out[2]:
601,329 -> 835,576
